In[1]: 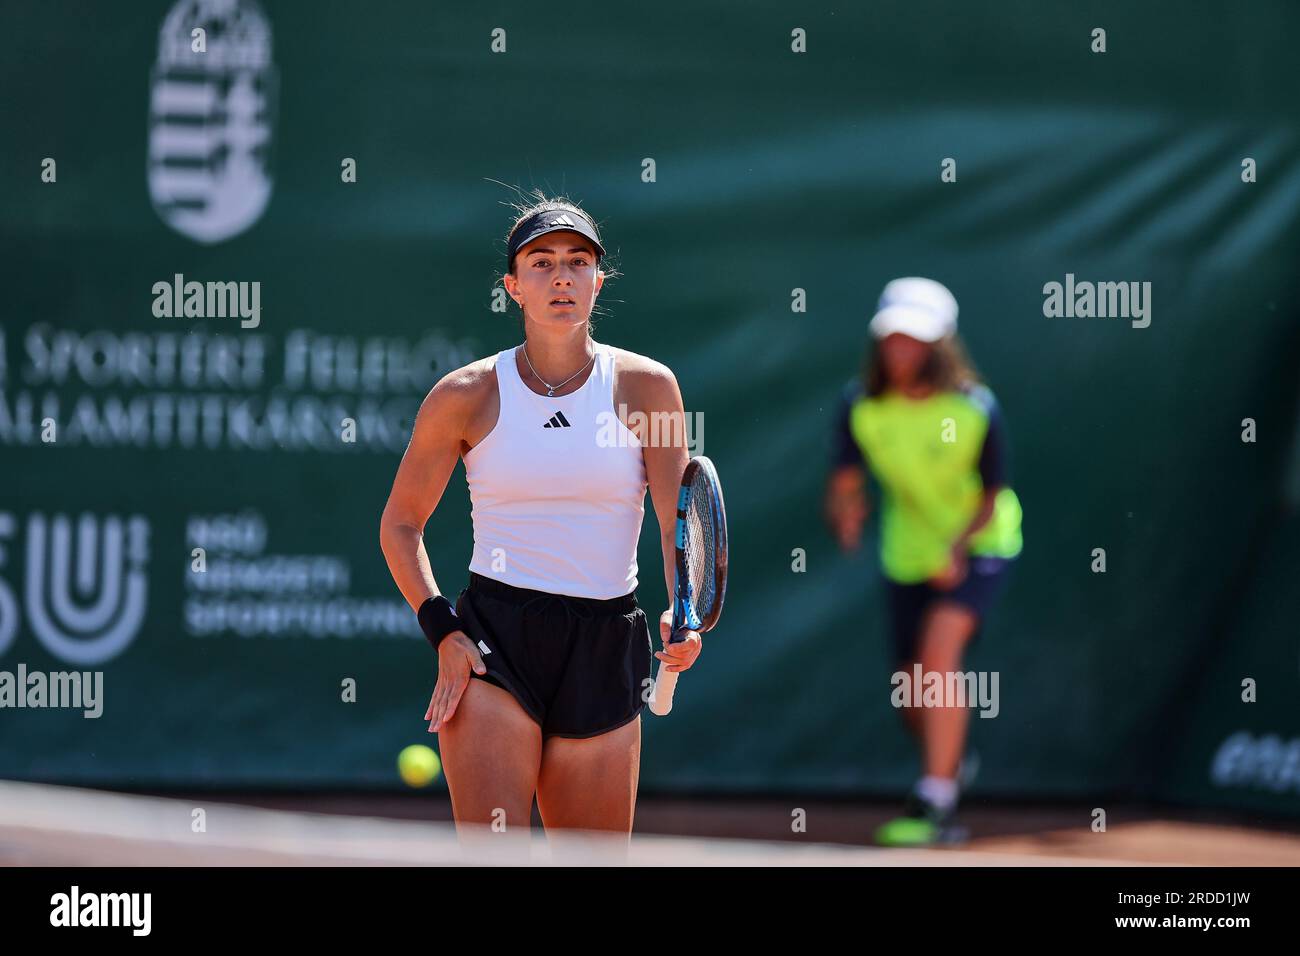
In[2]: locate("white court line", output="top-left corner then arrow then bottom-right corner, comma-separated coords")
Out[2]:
0,780 -> 1152,867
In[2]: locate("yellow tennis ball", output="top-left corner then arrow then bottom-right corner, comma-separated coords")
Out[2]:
398,744 -> 442,788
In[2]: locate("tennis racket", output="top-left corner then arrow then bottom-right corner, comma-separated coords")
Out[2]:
649,455 -> 728,716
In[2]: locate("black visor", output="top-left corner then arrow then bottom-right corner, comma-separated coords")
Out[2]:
507,209 -> 605,268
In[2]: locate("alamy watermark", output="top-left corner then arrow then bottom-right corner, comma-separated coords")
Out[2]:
1042,273 -> 1150,328
152,273 -> 261,328
0,664 -> 103,717
890,664 -> 999,719
50,886 -> 150,935
596,405 -> 704,455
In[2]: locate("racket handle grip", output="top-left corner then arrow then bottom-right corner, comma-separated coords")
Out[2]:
649,662 -> 680,717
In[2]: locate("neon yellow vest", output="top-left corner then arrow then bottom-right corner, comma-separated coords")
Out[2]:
849,387 -> 1023,583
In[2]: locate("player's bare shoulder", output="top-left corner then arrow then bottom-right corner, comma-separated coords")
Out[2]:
608,346 -> 684,451
608,346 -> 681,412
415,352 -> 502,453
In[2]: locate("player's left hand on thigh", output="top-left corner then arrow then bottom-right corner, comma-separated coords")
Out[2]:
656,609 -> 701,672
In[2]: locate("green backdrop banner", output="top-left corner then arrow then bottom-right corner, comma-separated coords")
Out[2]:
2,1 -> 1299,813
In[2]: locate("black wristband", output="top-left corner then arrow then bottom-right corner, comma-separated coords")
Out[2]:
417,595 -> 462,651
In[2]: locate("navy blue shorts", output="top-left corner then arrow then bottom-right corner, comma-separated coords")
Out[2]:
885,555 -> 1014,665
452,572 -> 654,739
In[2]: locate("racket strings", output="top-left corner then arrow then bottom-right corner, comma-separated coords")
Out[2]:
684,470 -> 718,617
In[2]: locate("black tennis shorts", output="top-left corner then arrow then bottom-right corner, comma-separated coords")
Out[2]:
885,555 -> 1015,664
452,572 -> 654,739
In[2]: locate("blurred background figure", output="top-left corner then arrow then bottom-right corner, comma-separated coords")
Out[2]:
826,279 -> 1023,846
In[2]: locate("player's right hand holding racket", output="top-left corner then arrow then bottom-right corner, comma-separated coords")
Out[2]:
655,609 -> 699,680
649,455 -> 729,717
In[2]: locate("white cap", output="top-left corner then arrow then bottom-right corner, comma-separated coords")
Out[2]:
868,303 -> 953,342
870,277 -> 958,341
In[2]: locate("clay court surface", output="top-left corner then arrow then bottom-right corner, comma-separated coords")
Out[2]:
242,792 -> 1300,865
3,781 -> 1297,866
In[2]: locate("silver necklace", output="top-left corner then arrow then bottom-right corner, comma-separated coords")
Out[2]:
520,344 -> 595,398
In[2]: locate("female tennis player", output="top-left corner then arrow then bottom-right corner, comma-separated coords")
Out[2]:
825,278 -> 1023,847
380,195 -> 700,852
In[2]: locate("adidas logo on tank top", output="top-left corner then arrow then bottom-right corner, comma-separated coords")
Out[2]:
542,411 -> 571,428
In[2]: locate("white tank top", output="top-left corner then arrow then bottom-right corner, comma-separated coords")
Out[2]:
463,341 -> 648,599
